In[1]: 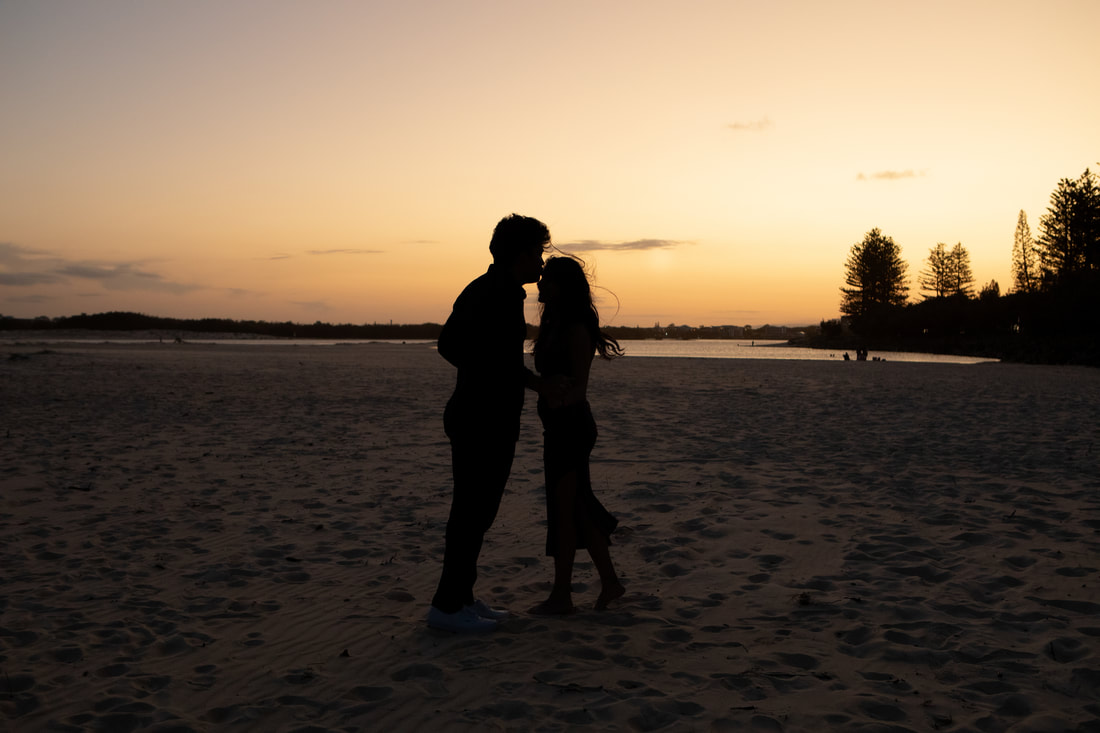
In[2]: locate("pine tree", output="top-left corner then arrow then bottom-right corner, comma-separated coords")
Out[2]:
1036,168 -> 1100,287
840,228 -> 909,318
920,242 -> 974,298
947,243 -> 975,297
919,243 -> 952,298
1011,210 -> 1038,293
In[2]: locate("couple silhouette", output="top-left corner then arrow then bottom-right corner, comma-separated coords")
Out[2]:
427,214 -> 625,633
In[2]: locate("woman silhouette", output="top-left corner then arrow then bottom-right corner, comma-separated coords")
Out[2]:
531,256 -> 625,614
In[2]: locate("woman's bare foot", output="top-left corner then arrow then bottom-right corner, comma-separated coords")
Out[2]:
595,581 -> 626,611
529,597 -> 576,616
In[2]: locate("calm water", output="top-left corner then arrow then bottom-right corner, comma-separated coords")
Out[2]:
614,339 -> 997,364
2,336 -> 997,364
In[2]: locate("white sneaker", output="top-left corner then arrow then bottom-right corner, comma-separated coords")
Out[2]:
467,599 -> 509,620
427,606 -> 498,633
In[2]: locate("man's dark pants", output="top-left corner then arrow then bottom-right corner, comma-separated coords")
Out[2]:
431,435 -> 516,613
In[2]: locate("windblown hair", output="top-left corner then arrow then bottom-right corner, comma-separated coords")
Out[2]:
534,256 -> 623,367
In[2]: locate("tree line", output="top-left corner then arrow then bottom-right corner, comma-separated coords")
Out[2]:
0,311 -> 751,343
0,312 -> 447,340
829,167 -> 1099,365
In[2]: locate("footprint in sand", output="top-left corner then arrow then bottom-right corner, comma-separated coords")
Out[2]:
659,563 -> 689,578
564,645 -> 606,660
651,625 -> 686,642
857,699 -> 907,723
51,645 -> 83,663
754,554 -> 785,570
345,685 -> 393,702
836,625 -> 876,655
391,663 -> 444,682
282,668 -> 318,685
273,570 -> 311,583
1054,566 -> 1097,577
240,631 -> 264,647
95,663 -> 131,678
1044,636 -> 1091,663
775,652 -> 819,670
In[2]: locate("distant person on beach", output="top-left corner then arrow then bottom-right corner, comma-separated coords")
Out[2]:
428,214 -> 554,634
530,256 -> 625,615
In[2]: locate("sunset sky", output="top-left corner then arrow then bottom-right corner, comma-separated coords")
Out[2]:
2,1 -> 1098,328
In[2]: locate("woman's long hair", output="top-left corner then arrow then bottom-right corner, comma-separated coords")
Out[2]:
534,256 -> 623,368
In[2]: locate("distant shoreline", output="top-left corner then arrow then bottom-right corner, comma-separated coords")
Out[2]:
3,319 -> 1095,366
0,329 -> 288,342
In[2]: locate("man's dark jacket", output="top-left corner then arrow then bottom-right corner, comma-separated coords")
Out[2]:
438,265 -> 534,443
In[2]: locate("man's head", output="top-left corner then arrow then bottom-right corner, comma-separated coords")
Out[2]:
490,214 -> 551,285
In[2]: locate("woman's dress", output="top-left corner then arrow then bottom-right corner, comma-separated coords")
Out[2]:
536,332 -> 618,557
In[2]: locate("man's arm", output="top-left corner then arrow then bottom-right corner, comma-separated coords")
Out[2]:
436,307 -> 466,367
437,284 -> 485,369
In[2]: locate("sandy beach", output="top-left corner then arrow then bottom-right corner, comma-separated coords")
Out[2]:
1,341 -> 1098,732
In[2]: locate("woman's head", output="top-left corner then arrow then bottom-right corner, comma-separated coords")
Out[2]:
535,256 -> 623,360
537,256 -> 591,309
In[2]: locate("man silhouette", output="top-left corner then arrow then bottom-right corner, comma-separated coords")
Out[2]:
427,214 -> 554,633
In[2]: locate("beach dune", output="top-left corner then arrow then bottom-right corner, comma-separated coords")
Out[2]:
1,342 -> 1098,731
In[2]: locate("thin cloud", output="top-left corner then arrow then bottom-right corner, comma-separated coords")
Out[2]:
7,293 -> 56,304
55,263 -> 198,294
306,248 -> 384,255
556,239 -> 691,253
727,117 -> 772,132
0,242 -> 53,266
1,242 -> 205,305
0,271 -> 62,286
56,264 -> 135,279
857,169 -> 926,181
291,300 -> 332,312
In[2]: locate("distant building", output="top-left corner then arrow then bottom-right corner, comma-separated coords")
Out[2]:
758,325 -> 789,339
